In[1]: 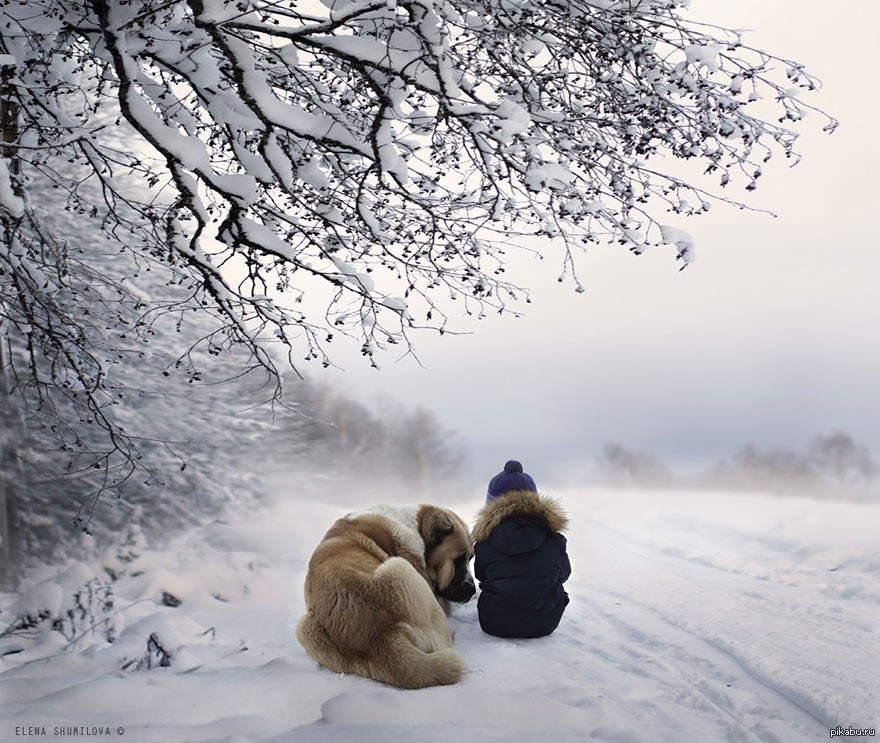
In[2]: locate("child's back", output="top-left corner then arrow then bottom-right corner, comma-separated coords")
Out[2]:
472,461 -> 571,639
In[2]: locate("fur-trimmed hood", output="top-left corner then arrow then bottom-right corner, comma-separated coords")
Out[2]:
472,490 -> 568,544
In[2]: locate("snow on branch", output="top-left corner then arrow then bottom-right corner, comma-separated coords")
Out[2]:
0,0 -> 834,485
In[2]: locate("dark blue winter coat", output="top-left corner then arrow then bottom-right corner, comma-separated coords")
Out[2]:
472,490 -> 571,639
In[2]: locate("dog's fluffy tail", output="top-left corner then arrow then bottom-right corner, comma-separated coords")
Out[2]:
371,625 -> 466,689
296,613 -> 465,689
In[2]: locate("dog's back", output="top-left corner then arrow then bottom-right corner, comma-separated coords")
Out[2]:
296,514 -> 466,689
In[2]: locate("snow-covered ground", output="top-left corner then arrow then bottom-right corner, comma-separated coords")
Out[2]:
1,487 -> 877,742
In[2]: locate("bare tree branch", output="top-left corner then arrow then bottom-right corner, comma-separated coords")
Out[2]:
1,0 -> 833,505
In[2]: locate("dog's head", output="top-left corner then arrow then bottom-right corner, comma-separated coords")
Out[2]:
417,505 -> 476,604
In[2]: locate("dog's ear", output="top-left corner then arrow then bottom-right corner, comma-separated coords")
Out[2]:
420,509 -> 456,592
420,509 -> 455,554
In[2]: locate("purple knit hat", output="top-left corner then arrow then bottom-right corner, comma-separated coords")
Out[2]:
487,460 -> 537,501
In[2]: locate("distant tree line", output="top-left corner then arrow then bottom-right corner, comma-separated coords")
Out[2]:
594,431 -> 879,498
255,376 -> 464,503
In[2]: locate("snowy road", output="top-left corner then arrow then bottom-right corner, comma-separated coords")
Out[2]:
444,489 -> 878,743
1,488 -> 877,742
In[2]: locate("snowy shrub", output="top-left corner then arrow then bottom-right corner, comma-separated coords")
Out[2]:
0,563 -> 117,661
136,633 -> 173,671
100,525 -> 148,583
0,520 -> 249,672
115,616 -> 202,672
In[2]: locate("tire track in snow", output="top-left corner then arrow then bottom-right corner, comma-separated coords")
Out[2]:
585,590 -> 828,741
575,516 -> 847,739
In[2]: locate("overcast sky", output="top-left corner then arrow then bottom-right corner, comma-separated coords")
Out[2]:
320,0 -> 880,486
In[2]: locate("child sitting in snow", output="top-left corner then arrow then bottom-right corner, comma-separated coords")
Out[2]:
472,460 -> 571,639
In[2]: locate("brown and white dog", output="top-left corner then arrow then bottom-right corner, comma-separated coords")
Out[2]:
296,504 -> 475,689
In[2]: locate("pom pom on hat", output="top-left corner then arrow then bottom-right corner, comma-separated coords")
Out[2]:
487,460 -> 537,501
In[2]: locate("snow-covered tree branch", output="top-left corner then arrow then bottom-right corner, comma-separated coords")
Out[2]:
1,0 -> 834,497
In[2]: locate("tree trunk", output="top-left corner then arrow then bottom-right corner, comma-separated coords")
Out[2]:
0,417 -> 24,590
1,62 -> 23,590
0,465 -> 22,591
